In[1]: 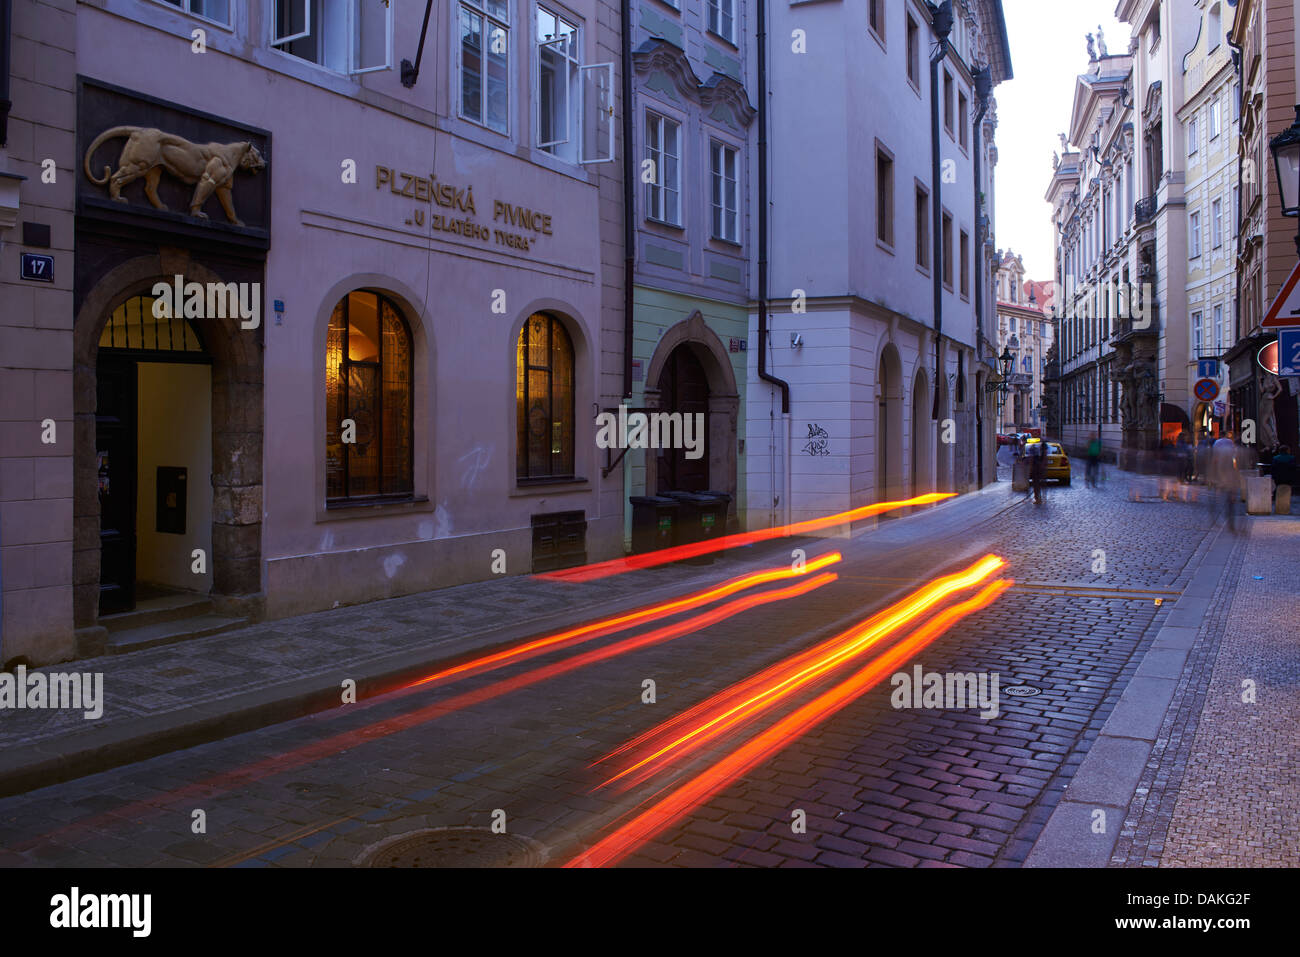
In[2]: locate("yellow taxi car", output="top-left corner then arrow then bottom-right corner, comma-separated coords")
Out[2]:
1026,438 -> 1072,484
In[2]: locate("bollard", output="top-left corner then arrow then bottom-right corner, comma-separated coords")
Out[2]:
1245,475 -> 1273,515
1277,483 -> 1293,515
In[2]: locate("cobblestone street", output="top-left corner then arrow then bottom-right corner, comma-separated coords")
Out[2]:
2,469 -> 1289,869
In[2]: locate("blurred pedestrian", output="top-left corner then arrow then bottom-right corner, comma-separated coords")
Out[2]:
1029,442 -> 1047,505
1209,431 -> 1238,532
1086,436 -> 1101,488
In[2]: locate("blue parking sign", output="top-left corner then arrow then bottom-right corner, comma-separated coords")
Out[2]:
1280,329 -> 1300,376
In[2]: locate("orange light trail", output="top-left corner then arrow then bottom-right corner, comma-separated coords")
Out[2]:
9,568 -> 837,857
395,551 -> 843,694
564,578 -> 1012,868
536,492 -> 955,583
591,555 -> 1006,793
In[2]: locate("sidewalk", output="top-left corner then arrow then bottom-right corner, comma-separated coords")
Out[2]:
0,481 -> 1018,797
1025,512 -> 1300,867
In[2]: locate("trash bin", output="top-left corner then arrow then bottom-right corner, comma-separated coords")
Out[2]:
1012,457 -> 1029,492
629,495 -> 679,555
662,491 -> 712,564
695,490 -> 732,558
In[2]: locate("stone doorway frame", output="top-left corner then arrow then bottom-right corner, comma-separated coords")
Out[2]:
642,311 -> 740,510
73,252 -> 264,638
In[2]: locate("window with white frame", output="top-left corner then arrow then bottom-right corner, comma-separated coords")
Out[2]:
711,140 -> 739,243
157,0 -> 230,25
537,5 -> 579,161
1212,198 -> 1223,248
1213,303 -> 1223,351
706,0 -> 735,45
1193,310 -> 1203,355
1210,99 -> 1220,139
645,111 -> 681,226
460,0 -> 511,133
272,0 -> 391,74
1188,115 -> 1198,155
1190,210 -> 1201,257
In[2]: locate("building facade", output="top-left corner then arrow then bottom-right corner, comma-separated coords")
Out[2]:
751,0 -> 1011,529
1,0 -> 627,664
993,250 -> 1053,433
1228,0 -> 1300,453
1179,0 -> 1239,442
623,0 -> 756,530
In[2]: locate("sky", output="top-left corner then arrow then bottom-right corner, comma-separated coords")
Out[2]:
994,0 -> 1129,280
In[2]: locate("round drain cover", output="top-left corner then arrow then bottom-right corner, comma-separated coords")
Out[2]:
357,827 -> 546,868
906,740 -> 941,754
1004,684 -> 1042,698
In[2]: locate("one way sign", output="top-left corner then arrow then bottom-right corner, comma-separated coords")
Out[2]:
1263,260 -> 1300,327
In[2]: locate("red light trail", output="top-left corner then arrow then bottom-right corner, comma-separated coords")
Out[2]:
564,576 -> 1012,868
591,555 -> 1007,793
536,492 -> 955,583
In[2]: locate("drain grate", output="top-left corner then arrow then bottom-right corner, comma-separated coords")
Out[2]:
905,740 -> 942,755
357,827 -> 546,868
1004,684 -> 1042,698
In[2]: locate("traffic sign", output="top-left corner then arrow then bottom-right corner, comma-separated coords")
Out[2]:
1279,329 -> 1300,376
1193,378 -> 1220,402
1263,261 -> 1300,327
1197,358 -> 1218,378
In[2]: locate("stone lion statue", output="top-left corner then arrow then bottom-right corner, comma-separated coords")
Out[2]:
83,126 -> 266,226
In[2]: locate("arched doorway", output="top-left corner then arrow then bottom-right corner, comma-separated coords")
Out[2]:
877,343 -> 904,504
911,369 -> 931,497
95,295 -> 212,614
655,344 -> 710,492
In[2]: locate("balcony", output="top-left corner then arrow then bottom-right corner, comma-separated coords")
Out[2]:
1134,195 -> 1156,225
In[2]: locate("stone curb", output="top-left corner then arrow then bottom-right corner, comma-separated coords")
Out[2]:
1023,520 -> 1238,867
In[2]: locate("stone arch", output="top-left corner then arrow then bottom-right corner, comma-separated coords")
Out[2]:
877,341 -> 904,503
506,298 -> 596,484
312,274 -> 436,508
911,367 -> 931,497
643,311 -> 740,507
73,252 -> 264,632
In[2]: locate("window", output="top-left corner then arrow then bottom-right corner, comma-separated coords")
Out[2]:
1193,310 -> 1203,355
1188,115 -> 1198,155
943,72 -> 954,133
273,0 -> 390,73
158,0 -> 230,25
537,6 -> 580,160
706,0 -> 735,45
941,211 -> 953,288
325,291 -> 414,502
915,185 -> 929,268
876,146 -> 894,247
460,0 -> 510,133
958,92 -> 968,150
868,0 -> 883,39
517,313 -> 575,480
711,140 -> 739,243
1212,198 -> 1222,248
1213,304 -> 1224,351
1210,99 -> 1220,139
906,15 -> 920,87
645,112 -> 681,225
959,229 -> 969,297
1190,211 -> 1201,257
1209,3 -> 1221,51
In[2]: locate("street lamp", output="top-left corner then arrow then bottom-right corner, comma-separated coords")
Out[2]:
1269,105 -> 1300,252
998,346 -> 1014,429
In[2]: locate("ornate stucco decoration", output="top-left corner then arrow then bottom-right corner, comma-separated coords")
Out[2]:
83,126 -> 266,226
634,38 -> 756,129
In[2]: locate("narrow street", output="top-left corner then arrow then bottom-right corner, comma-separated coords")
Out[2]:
3,470 -> 1276,869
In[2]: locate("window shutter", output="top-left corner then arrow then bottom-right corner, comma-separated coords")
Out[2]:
352,0 -> 391,74
272,0 -> 312,46
580,62 -> 615,164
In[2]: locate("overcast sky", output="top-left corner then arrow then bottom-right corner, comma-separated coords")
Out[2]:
994,0 -> 1130,280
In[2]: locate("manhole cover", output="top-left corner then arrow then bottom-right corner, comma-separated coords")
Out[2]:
356,827 -> 546,868
1004,684 -> 1042,698
906,740 -> 942,754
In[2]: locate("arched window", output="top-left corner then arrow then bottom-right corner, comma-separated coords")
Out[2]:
325,291 -> 413,502
517,313 -> 575,480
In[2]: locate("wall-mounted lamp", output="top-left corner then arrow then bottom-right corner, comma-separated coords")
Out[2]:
791,333 -> 804,349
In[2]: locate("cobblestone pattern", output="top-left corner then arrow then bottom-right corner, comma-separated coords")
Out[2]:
1108,530 -> 1246,867
1158,520 -> 1300,866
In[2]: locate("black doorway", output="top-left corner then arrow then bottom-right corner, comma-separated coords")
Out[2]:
655,344 -> 709,493
96,356 -> 137,615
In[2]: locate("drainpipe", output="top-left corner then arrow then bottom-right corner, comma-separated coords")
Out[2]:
0,0 -> 11,146
621,0 -> 635,400
928,2 -> 953,420
972,65 -> 992,486
1227,28 -> 1243,348
756,0 -> 790,525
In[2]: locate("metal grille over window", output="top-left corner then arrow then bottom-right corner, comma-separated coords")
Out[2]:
99,296 -> 206,354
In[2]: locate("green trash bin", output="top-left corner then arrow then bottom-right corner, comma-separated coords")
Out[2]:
629,495 -> 679,555
695,491 -> 731,558
662,491 -> 712,564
